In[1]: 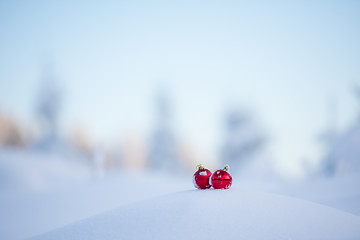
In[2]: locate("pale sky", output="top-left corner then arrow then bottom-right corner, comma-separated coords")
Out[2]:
1,0 -> 360,177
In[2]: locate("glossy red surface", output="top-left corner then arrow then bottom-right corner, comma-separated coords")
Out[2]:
193,169 -> 212,189
211,170 -> 232,189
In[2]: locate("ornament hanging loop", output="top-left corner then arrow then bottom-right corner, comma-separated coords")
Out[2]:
223,164 -> 229,171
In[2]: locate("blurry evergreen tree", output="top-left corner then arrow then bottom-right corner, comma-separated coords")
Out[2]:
148,90 -> 180,172
320,86 -> 360,177
34,62 -> 62,151
221,109 -> 265,175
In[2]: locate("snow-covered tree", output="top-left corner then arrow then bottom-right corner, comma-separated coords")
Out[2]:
220,109 -> 265,176
318,97 -> 339,177
320,87 -> 360,177
148,91 -> 180,172
33,62 -> 62,150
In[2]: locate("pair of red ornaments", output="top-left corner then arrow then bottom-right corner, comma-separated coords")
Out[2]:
193,164 -> 232,189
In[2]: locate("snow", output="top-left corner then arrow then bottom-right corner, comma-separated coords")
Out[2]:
0,172 -> 189,240
271,173 -> 360,215
199,170 -> 207,176
31,189 -> 360,240
0,149 -> 90,193
1,148 -> 360,240
0,149 -> 189,239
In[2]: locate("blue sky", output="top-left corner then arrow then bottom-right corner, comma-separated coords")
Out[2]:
1,0 -> 360,177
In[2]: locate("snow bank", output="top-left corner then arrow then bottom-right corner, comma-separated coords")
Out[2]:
31,189 -> 360,240
0,148 -> 90,193
272,173 -> 360,215
0,170 -> 189,240
0,149 -> 190,239
2,148 -> 360,240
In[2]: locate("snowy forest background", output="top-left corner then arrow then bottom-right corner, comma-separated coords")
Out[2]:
1,58 -> 360,187
1,1 -> 360,239
2,64 -> 360,185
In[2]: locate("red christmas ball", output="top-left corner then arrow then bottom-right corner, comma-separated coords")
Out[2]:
193,165 -> 212,189
211,166 -> 232,189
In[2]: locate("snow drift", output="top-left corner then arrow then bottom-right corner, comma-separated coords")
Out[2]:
31,188 -> 360,240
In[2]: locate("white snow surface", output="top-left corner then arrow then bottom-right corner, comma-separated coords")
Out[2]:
0,149 -> 189,239
31,188 -> 360,240
199,170 -> 208,176
1,148 -> 360,240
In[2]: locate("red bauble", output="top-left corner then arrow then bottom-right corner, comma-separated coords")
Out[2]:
211,166 -> 232,189
193,165 -> 212,189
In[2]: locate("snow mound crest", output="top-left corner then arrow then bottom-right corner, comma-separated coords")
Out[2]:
31,189 -> 360,240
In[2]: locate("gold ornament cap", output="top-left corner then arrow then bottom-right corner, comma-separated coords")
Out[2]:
196,164 -> 205,171
223,164 -> 230,171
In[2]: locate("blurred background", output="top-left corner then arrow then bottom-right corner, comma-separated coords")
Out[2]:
0,0 -> 360,239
